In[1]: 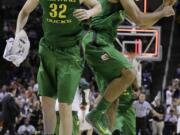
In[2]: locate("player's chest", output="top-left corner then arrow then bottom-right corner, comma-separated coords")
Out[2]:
40,0 -> 80,17
41,0 -> 80,11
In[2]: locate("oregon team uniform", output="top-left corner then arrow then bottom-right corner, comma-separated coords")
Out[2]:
113,87 -> 136,135
82,0 -> 135,134
37,0 -> 83,103
82,0 -> 132,93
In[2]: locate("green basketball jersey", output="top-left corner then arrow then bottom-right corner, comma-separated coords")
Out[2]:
91,0 -> 125,39
39,0 -> 82,47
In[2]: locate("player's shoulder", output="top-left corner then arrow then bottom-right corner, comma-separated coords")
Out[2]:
133,100 -> 138,104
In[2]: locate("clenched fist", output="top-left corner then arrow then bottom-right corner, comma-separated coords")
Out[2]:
162,5 -> 175,17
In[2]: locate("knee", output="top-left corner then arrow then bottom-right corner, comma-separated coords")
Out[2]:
41,96 -> 55,111
59,103 -> 72,113
121,68 -> 136,82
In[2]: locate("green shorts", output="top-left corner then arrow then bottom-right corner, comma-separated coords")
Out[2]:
82,31 -> 133,93
37,42 -> 83,103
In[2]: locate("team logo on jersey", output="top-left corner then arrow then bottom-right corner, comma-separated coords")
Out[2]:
101,53 -> 110,61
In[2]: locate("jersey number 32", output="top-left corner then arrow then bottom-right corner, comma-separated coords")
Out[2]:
49,3 -> 67,19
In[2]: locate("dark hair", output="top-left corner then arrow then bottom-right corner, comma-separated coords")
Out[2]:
170,109 -> 174,113
140,92 -> 146,95
8,88 -> 15,93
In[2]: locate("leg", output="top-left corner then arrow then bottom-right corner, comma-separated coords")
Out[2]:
1,122 -> 15,135
1,121 -> 8,135
55,46 -> 83,135
106,99 -> 119,130
157,121 -> 164,135
59,103 -> 72,135
136,118 -> 141,135
72,111 -> 80,135
55,111 -> 60,135
94,95 -> 118,130
140,118 -> 149,135
8,123 -> 15,135
121,107 -> 136,135
54,103 -> 80,135
112,87 -> 135,135
41,96 -> 56,134
37,46 -> 58,134
86,69 -> 135,135
152,120 -> 157,135
87,129 -> 93,135
103,68 -> 136,103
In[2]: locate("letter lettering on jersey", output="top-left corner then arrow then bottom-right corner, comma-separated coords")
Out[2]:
47,18 -> 72,24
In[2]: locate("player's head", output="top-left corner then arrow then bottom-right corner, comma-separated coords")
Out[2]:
172,78 -> 179,87
24,118 -> 30,126
139,92 -> 146,102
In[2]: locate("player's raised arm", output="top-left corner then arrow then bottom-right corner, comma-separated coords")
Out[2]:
73,0 -> 101,21
82,0 -> 102,17
120,0 -> 175,27
16,0 -> 39,35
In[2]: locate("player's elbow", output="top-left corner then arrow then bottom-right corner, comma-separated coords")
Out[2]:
132,10 -> 152,27
19,9 -> 30,18
131,11 -> 144,26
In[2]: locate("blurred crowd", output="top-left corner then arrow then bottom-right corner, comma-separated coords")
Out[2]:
0,73 -> 43,134
133,77 -> 180,135
0,61 -> 179,135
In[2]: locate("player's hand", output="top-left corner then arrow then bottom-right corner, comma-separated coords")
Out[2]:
73,9 -> 90,21
163,0 -> 176,6
3,30 -> 30,67
157,113 -> 164,119
162,6 -> 175,17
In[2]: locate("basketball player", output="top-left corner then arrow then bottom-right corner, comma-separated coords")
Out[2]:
15,0 -> 101,135
113,87 -> 136,135
106,54 -> 141,135
80,0 -> 176,134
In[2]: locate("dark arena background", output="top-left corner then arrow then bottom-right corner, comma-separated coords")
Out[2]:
0,0 -> 180,135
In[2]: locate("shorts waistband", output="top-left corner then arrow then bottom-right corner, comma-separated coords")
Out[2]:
39,37 -> 80,50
